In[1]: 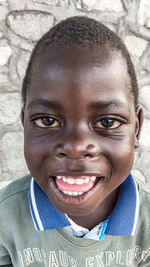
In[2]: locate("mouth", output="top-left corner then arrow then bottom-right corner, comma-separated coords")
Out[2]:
50,175 -> 105,197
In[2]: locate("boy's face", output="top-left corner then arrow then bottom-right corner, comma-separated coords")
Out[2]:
22,46 -> 143,218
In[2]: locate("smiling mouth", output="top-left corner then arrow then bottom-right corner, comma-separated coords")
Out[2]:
51,175 -> 105,197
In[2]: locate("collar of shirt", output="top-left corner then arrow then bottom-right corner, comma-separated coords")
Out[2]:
29,173 -> 139,237
65,216 -> 109,240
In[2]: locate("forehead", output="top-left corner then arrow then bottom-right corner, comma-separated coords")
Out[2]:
27,46 -> 133,109
34,45 -> 126,74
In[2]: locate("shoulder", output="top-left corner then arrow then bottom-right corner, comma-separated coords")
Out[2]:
0,174 -> 31,205
0,175 -> 32,249
134,176 -> 150,196
134,176 -> 150,215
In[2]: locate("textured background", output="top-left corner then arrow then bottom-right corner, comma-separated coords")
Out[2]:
0,0 -> 150,188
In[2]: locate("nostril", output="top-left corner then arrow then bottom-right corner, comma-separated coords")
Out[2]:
54,143 -> 99,159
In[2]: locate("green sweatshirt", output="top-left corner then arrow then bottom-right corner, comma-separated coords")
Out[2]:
0,175 -> 150,267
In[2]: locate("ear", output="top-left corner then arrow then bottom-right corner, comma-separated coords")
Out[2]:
134,105 -> 144,149
21,107 -> 25,127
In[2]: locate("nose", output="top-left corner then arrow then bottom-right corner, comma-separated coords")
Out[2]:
54,132 -> 99,159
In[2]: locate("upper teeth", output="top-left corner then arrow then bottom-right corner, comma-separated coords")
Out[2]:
57,176 -> 96,185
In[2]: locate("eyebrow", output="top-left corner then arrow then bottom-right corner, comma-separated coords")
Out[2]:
89,100 -> 126,110
27,98 -> 64,112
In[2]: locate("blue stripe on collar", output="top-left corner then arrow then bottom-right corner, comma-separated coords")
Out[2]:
29,178 -> 70,230
106,173 -> 139,236
29,173 -> 139,236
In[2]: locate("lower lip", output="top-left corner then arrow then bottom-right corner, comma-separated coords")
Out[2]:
48,176 -> 105,206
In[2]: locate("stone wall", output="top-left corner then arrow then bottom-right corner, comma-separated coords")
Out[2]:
0,0 -> 150,188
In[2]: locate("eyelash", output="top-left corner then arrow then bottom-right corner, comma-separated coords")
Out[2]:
93,117 -> 125,130
31,115 -> 62,128
30,115 -> 125,130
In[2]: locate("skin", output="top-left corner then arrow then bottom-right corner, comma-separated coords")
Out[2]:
22,46 -> 143,230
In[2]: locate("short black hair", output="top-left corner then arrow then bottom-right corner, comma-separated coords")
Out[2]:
22,16 -> 139,110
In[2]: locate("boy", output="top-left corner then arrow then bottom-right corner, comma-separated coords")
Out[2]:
0,16 -> 149,266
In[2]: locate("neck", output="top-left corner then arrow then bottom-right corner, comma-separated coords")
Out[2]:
68,187 -> 119,230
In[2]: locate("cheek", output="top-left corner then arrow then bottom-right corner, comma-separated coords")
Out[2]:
24,130 -> 53,156
24,134 -> 48,169
109,138 -> 135,172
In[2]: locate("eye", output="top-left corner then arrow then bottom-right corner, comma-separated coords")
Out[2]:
94,118 -> 122,129
32,116 -> 61,128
